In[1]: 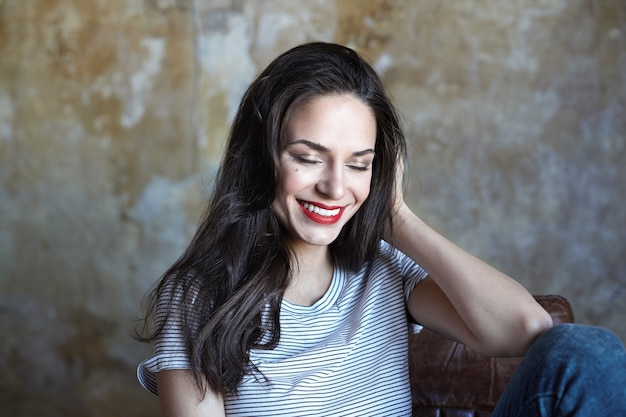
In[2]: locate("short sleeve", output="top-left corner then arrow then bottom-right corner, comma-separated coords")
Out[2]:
381,240 -> 429,333
137,340 -> 190,396
137,288 -> 193,396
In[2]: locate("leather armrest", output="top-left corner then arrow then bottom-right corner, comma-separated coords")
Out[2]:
409,295 -> 574,415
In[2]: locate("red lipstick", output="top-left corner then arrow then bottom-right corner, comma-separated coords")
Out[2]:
298,200 -> 345,225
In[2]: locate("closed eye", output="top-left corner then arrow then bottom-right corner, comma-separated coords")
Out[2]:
347,163 -> 371,172
347,156 -> 374,171
291,154 -> 321,165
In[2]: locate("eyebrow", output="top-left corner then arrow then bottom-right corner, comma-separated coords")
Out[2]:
288,139 -> 375,157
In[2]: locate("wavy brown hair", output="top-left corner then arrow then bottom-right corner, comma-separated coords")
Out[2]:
137,42 -> 406,396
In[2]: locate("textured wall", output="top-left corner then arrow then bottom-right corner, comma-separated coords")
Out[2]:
0,0 -> 624,415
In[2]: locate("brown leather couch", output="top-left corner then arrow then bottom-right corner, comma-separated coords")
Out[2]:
408,295 -> 575,416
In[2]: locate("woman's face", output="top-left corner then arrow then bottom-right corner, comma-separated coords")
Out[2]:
272,94 -> 376,250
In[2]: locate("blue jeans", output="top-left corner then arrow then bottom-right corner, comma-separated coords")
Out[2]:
492,324 -> 626,416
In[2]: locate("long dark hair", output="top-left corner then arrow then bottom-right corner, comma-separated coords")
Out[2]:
138,42 -> 406,396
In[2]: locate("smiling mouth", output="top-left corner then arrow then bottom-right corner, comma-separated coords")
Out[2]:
301,201 -> 341,216
298,200 -> 345,224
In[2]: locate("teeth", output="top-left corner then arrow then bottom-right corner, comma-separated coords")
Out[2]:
302,202 -> 340,217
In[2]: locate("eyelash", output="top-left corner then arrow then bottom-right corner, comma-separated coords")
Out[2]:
348,165 -> 370,172
291,155 -> 371,171
292,155 -> 320,165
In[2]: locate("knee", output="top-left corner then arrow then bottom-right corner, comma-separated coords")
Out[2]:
542,323 -> 622,347
529,323 -> 626,369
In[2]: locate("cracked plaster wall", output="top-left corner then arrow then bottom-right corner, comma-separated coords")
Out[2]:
0,0 -> 624,415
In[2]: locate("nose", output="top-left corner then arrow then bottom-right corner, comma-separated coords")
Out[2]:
316,164 -> 345,200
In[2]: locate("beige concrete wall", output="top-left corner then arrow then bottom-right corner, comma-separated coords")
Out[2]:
1,0 -> 624,415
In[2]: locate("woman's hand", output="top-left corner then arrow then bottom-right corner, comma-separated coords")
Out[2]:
386,155 -> 410,242
391,154 -> 407,215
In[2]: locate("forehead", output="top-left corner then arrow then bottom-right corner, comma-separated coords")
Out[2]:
283,94 -> 376,148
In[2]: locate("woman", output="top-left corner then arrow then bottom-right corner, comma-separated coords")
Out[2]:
137,42 -> 626,416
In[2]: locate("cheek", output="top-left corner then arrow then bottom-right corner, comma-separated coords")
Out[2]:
278,168 -> 307,196
273,169 -> 299,210
355,174 -> 373,203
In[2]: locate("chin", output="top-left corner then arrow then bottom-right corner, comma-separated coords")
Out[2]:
293,230 -> 343,248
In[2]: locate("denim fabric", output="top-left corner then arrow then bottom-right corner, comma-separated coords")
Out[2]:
492,324 -> 626,416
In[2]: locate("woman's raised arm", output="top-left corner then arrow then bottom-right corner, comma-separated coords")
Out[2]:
394,203 -> 553,356
389,159 -> 553,356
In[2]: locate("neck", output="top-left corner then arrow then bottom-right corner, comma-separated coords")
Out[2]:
284,244 -> 334,307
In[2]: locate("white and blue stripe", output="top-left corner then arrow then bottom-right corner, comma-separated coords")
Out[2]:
138,240 -> 428,416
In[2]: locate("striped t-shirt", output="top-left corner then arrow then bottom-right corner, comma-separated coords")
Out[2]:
137,241 -> 428,416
